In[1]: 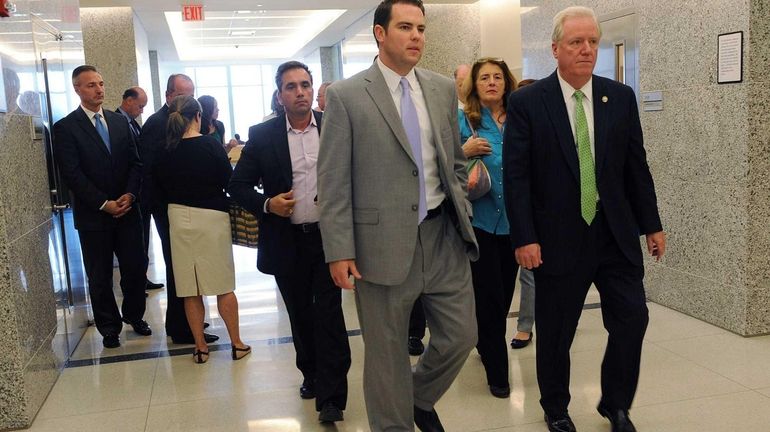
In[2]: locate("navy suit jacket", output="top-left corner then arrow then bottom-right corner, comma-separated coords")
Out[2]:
228,111 -> 323,276
503,71 -> 662,275
53,106 -> 142,231
137,104 -> 169,206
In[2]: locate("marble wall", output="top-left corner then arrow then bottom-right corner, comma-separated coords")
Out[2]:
0,0 -> 85,428
422,4 -> 481,78
0,84 -> 65,432
80,7 -> 138,112
520,0 -> 770,335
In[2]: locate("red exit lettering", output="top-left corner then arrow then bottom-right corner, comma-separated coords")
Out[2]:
182,5 -> 204,21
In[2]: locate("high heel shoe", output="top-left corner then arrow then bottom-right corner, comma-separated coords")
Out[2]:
231,344 -> 251,361
193,349 -> 209,364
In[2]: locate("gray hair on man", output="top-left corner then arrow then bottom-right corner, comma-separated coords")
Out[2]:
551,6 -> 602,42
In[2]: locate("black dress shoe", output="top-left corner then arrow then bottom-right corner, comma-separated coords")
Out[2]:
489,384 -> 511,398
408,336 -> 425,356
127,319 -> 152,336
318,402 -> 343,423
299,380 -> 315,399
510,332 -> 533,349
170,333 -> 219,344
544,413 -> 577,432
145,280 -> 164,290
597,403 -> 637,432
414,405 -> 445,432
103,334 -> 120,348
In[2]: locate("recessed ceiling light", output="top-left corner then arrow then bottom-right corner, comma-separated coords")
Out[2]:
236,10 -> 251,14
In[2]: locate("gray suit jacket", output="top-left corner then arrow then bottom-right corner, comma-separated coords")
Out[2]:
318,63 -> 479,286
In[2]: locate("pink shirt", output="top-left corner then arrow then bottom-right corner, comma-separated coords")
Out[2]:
285,115 -> 320,224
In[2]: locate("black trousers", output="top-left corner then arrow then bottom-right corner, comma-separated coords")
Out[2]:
534,208 -> 649,417
150,201 -> 191,338
274,228 -> 351,411
470,227 -> 517,387
409,296 -> 426,339
78,214 -> 147,336
140,193 -> 153,280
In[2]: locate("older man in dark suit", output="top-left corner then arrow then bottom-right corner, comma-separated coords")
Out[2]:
116,86 -> 163,292
229,61 -> 351,424
53,65 -> 150,349
504,6 -> 666,432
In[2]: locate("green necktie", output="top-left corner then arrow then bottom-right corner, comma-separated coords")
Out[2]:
574,90 -> 597,225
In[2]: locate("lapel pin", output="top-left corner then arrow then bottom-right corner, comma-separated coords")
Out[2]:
602,96 -> 608,103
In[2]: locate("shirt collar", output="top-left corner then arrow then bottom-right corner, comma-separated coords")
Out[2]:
557,70 -> 593,103
116,107 -> 133,121
285,112 -> 317,133
81,104 -> 105,120
377,57 -> 418,94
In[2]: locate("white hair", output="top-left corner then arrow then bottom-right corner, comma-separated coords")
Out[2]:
552,6 -> 602,42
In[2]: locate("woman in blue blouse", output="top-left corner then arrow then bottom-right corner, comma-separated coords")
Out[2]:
459,57 -> 518,398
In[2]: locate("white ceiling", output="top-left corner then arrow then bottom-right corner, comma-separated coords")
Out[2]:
78,0 -> 383,62
77,0 -> 480,62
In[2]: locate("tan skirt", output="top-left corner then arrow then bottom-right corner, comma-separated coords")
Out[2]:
168,204 -> 235,297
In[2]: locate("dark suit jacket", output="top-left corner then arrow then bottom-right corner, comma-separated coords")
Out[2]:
53,106 -> 142,231
137,105 -> 169,206
503,71 -> 662,275
228,111 -> 323,276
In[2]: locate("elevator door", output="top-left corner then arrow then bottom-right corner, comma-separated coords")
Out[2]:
596,12 -> 639,99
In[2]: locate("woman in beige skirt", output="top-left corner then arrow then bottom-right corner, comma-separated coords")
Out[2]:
154,95 -> 250,363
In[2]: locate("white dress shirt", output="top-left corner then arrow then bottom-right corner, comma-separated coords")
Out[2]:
286,114 -> 320,224
376,58 -> 444,211
81,104 -> 109,133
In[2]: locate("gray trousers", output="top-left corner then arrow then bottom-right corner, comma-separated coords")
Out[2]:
355,211 -> 477,432
517,268 -> 536,332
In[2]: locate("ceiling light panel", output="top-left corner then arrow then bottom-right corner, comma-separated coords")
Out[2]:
165,9 -> 346,61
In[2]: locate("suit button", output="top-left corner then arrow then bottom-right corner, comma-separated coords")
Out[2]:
412,170 -> 418,176
412,204 -> 418,211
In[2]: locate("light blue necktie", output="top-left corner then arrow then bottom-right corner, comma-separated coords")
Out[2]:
93,113 -> 111,153
400,77 -> 427,223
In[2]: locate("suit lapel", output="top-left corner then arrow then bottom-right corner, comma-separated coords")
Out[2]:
542,71 -> 579,183
75,107 -> 111,158
271,115 -> 293,188
363,64 -> 417,165
105,112 -> 121,159
592,76 -> 609,180
416,69 -> 449,177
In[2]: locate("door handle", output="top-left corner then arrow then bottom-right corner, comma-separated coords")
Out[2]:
53,204 -> 70,210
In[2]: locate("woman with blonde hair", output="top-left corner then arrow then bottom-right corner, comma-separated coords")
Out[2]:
155,94 -> 250,363
459,57 -> 518,397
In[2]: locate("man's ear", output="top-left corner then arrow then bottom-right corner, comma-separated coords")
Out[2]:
374,24 -> 387,45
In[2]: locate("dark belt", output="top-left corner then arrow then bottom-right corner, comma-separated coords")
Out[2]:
292,222 -> 320,233
423,202 -> 443,221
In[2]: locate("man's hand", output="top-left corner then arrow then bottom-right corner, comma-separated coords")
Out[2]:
515,243 -> 542,269
646,231 -> 666,262
103,198 -> 131,218
225,138 -> 238,153
329,260 -> 361,290
268,190 -> 296,218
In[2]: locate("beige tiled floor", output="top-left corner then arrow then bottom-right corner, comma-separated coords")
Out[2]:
28,240 -> 770,431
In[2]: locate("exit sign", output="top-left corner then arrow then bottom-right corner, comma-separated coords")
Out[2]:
182,4 -> 204,21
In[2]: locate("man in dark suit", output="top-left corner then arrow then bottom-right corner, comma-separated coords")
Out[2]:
140,74 -> 218,345
504,7 -> 666,432
116,86 -> 163,292
229,61 -> 351,424
53,65 -> 151,349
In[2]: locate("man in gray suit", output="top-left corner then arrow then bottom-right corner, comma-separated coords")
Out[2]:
317,1 -> 478,431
